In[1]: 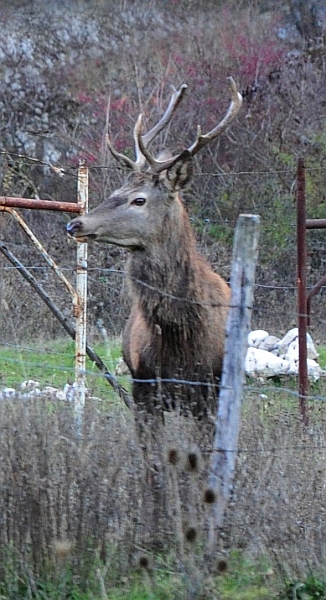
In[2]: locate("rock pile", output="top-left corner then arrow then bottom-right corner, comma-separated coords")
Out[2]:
246,327 -> 324,381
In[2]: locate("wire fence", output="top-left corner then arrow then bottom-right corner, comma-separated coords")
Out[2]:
1,156 -> 326,586
0,159 -> 325,392
1,157 -> 326,397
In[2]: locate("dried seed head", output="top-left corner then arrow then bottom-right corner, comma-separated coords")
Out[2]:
203,488 -> 217,504
138,555 -> 150,570
185,526 -> 197,543
167,447 -> 180,465
185,447 -> 201,472
217,559 -> 228,573
53,539 -> 72,559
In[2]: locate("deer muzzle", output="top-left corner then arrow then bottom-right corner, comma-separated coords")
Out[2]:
66,219 -> 96,241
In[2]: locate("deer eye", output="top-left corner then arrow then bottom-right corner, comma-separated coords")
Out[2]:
131,197 -> 146,206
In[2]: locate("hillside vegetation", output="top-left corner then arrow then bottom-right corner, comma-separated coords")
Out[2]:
0,0 -> 325,343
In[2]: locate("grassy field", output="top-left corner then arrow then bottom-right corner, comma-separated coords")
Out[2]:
1,339 -> 326,599
0,550 -> 280,600
318,346 -> 326,369
1,338 -> 325,393
0,337 -> 128,398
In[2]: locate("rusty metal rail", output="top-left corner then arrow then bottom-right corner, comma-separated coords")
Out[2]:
0,196 -> 81,213
306,219 -> 326,230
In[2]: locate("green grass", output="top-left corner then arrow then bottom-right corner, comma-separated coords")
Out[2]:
216,551 -> 276,600
0,549 -> 280,600
0,337 -> 129,399
282,574 -> 326,599
318,346 -> 326,369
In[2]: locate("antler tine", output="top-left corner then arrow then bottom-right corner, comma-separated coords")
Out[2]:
187,77 -> 242,156
137,126 -> 180,173
105,94 -> 136,170
141,83 -> 188,148
106,133 -> 136,170
133,114 -> 147,170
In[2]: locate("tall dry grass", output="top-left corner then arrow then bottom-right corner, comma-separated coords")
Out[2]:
0,384 -> 326,588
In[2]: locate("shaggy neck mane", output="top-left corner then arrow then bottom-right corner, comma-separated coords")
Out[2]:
127,198 -> 207,334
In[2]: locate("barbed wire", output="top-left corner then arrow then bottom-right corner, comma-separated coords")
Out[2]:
1,347 -> 326,397
1,149 -> 326,178
2,260 -> 326,298
1,154 -> 326,408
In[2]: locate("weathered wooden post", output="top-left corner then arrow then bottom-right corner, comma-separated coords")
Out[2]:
296,158 -> 309,426
207,213 -> 260,548
74,160 -> 88,434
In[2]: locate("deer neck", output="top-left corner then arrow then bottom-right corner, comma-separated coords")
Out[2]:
127,200 -> 203,329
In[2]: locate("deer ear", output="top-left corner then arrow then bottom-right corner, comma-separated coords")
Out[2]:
164,150 -> 193,191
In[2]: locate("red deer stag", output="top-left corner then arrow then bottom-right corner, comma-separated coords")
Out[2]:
67,79 -> 242,419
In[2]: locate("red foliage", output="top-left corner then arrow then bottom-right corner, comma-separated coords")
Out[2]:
218,9 -> 285,83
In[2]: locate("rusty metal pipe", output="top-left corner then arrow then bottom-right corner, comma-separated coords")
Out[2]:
306,219 -> 326,229
0,196 -> 81,213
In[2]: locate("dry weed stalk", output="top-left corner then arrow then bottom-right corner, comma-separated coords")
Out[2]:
0,385 -> 326,584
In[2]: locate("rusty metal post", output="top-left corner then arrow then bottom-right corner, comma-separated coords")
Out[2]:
296,158 -> 308,426
74,160 -> 88,432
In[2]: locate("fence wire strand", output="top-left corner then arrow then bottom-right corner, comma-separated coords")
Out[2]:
1,155 -> 326,426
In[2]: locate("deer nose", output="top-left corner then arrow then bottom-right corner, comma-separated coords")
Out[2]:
66,220 -> 82,236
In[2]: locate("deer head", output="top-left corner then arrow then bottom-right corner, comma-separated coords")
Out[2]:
66,78 -> 242,248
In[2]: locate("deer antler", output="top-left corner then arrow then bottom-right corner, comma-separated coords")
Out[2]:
136,77 -> 243,174
106,83 -> 188,171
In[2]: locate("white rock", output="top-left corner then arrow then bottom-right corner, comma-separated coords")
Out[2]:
306,333 -> 319,360
21,388 -> 41,400
307,359 -> 325,382
248,330 -> 269,348
20,379 -> 40,391
245,347 -> 290,377
55,390 -> 68,401
246,327 -> 323,381
284,339 -> 300,363
277,327 -> 319,360
42,386 -> 60,396
287,357 -> 324,382
0,387 -> 16,399
257,335 -> 280,352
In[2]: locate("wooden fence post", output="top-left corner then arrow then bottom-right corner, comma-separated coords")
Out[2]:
74,160 -> 88,435
207,214 -> 260,548
296,158 -> 309,426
